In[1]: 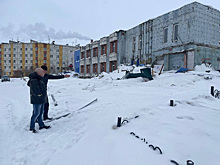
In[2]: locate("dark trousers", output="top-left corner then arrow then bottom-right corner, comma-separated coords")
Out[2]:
43,97 -> 49,120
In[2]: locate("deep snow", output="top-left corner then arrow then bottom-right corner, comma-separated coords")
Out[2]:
0,65 -> 220,165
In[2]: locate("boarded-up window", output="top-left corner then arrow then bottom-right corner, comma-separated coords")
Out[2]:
173,24 -> 178,41
138,35 -> 142,49
163,28 -> 168,43
133,37 -> 136,51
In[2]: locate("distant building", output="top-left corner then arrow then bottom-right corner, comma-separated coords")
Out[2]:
79,2 -> 220,77
0,40 -> 78,77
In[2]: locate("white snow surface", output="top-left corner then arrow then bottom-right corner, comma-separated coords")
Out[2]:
0,65 -> 220,165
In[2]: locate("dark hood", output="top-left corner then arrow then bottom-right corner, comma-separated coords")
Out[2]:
29,72 -> 42,80
27,72 -> 42,87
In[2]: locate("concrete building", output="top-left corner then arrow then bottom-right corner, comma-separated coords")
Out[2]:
125,2 -> 220,71
79,2 -> 220,77
0,40 -> 78,77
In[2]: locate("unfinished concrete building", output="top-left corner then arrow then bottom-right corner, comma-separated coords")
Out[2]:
124,2 -> 220,71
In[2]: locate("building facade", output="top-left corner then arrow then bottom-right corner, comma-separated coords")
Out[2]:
79,30 -> 126,77
79,2 -> 220,77
0,40 -> 77,77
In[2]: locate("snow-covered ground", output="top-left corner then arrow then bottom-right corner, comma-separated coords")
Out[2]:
0,65 -> 220,165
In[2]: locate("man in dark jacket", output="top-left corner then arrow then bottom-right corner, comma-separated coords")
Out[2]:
41,65 -> 69,120
28,68 -> 51,133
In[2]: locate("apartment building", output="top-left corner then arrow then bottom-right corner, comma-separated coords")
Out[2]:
0,40 -> 77,77
79,2 -> 220,77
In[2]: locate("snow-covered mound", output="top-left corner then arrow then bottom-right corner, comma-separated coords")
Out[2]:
0,69 -> 220,165
194,63 -> 214,72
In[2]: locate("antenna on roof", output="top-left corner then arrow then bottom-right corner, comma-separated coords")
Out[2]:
48,36 -> 50,44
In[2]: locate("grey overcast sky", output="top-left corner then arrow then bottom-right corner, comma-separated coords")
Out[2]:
0,0 -> 219,45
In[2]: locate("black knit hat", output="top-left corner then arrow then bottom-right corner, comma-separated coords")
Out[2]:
41,65 -> 48,71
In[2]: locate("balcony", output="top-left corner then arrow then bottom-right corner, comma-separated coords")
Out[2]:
92,57 -> 98,64
100,37 -> 107,45
85,57 -> 91,65
92,41 -> 99,48
109,32 -> 117,42
100,54 -> 107,63
80,59 -> 85,66
86,44 -> 91,50
109,52 -> 117,61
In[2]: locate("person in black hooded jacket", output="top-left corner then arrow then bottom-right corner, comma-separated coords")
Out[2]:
41,65 -> 69,120
28,68 -> 51,133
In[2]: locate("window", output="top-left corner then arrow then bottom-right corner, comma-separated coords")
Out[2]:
13,54 -> 16,57
0,48 -> 1,51
4,48 -> 6,51
20,60 -> 22,63
20,66 -> 22,69
30,48 -> 33,51
4,60 -> 6,63
87,50 -> 91,58
139,35 -> 142,49
25,66 -> 28,69
81,52 -> 84,59
50,55 -> 53,58
30,54 -> 33,57
25,60 -> 27,63
112,42 -> 115,52
14,66 -> 16,69
44,48 -> 47,51
35,48 -> 38,51
112,62 -> 115,71
164,27 -> 168,43
14,48 -> 16,51
35,60 -> 38,63
44,60 -> 46,63
133,37 -> 136,51
20,54 -> 22,57
102,63 -> 105,72
57,55 -> 59,58
87,65 -> 90,73
8,54 -> 11,57
173,24 -> 178,41
44,54 -> 46,57
31,60 -> 33,63
101,45 -> 106,55
25,54 -> 27,57
25,48 -> 27,51
4,66 -> 6,69
9,60 -> 11,63
4,54 -> 6,57
9,66 -> 11,69
93,48 -> 98,57
9,48 -> 11,51
20,48 -> 22,51
56,49 -> 59,53
57,61 -> 59,64
36,54 -> 38,57
13,60 -> 16,63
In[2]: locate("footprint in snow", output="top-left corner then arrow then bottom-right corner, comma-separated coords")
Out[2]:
176,116 -> 194,120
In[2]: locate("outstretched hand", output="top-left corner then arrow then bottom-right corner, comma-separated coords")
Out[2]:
64,74 -> 70,78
